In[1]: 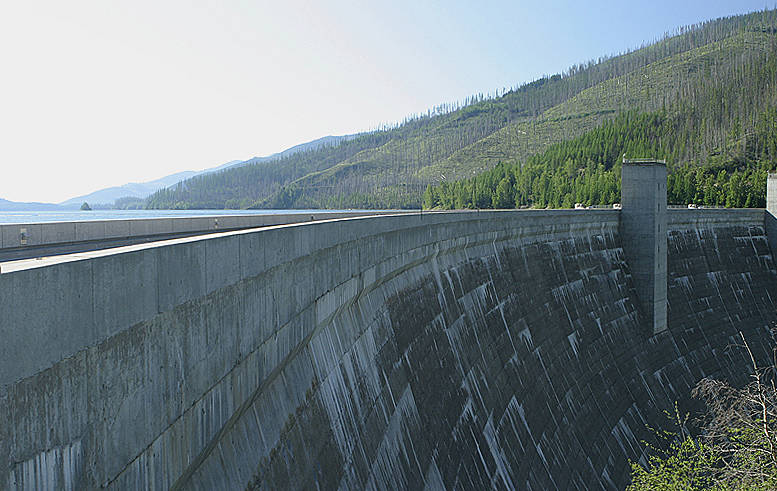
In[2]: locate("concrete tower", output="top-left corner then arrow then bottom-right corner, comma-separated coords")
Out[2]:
620,159 -> 667,334
766,172 -> 777,261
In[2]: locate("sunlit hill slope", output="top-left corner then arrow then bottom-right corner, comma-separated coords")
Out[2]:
145,9 -> 777,210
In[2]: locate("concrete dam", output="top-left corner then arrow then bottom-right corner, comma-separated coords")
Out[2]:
2,163 -> 777,490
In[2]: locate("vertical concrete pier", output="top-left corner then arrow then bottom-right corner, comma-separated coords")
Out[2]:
765,172 -> 777,261
620,159 -> 667,334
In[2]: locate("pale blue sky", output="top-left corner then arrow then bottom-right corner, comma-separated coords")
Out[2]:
0,1 -> 771,203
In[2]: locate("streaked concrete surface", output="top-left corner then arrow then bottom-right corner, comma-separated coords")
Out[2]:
1,208 -> 775,490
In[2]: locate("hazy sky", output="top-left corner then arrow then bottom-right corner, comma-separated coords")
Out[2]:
0,1 -> 772,203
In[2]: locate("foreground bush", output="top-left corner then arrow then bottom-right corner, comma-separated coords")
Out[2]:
628,334 -> 777,490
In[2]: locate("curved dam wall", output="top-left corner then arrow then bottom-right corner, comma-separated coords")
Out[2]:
1,209 -> 776,489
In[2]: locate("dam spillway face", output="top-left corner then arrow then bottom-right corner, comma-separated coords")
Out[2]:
2,209 -> 777,488
241,216 -> 773,489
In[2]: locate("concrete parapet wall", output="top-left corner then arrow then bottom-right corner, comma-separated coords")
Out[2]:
668,208 -> 766,229
1,208 -> 775,490
0,211 -> 400,251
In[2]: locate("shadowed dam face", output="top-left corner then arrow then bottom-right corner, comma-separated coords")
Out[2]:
242,212 -> 777,490
1,209 -> 776,490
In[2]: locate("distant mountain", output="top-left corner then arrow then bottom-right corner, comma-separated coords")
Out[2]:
60,135 -> 353,207
205,135 -> 356,172
272,135 -> 356,159
59,170 -> 201,206
0,198 -> 65,211
143,9 -> 777,211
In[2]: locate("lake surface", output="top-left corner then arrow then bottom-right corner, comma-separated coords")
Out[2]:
0,209 -> 386,225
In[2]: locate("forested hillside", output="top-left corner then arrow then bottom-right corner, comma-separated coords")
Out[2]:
425,22 -> 777,209
146,9 -> 777,210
